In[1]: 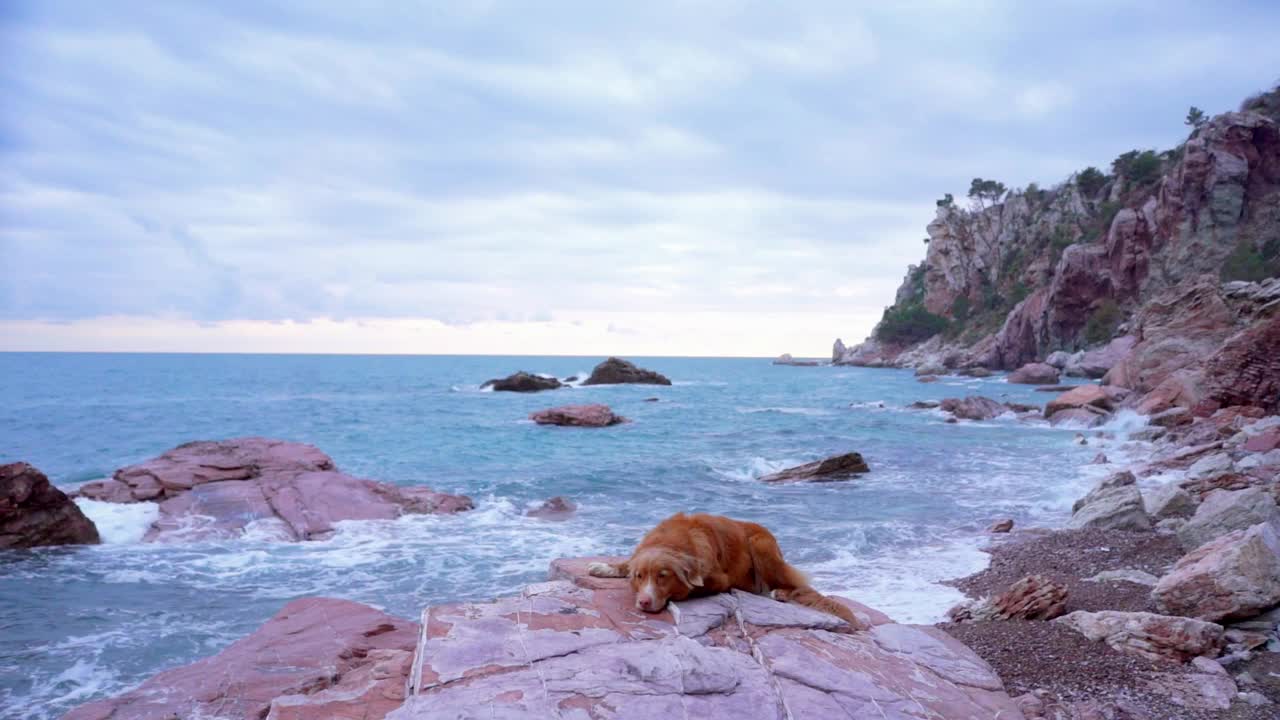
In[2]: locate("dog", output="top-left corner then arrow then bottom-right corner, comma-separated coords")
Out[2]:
587,512 -> 865,629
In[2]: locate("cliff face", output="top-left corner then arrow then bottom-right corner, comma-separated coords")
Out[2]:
836,89 -> 1280,390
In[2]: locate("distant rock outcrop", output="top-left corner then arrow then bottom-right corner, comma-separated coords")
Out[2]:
759,452 -> 869,483
772,353 -> 820,366
0,462 -> 100,549
77,438 -> 473,542
529,404 -> 627,427
1007,362 -> 1060,384
582,357 -> 672,385
481,371 -> 564,392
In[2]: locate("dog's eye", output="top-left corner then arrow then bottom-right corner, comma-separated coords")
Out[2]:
658,570 -> 669,578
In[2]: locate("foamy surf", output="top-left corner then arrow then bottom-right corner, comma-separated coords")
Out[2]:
74,499 -> 158,544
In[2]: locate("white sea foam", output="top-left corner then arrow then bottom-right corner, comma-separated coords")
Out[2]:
74,498 -> 158,544
736,406 -> 834,416
707,456 -> 807,483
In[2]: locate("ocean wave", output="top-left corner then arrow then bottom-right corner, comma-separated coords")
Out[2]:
74,499 -> 158,544
736,407 -> 834,416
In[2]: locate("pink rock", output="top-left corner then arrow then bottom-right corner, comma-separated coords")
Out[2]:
391,563 -> 1022,720
0,462 -> 100,549
1245,428 -> 1280,453
1154,522 -> 1280,622
1043,385 -> 1115,419
1007,362 -> 1060,385
988,518 -> 1015,533
529,404 -> 627,427
63,597 -> 419,720
1053,610 -> 1224,663
940,396 -> 1008,421
1200,313 -> 1280,414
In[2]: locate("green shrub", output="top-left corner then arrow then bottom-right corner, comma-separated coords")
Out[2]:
1220,239 -> 1279,282
876,303 -> 949,345
950,295 -> 972,323
1008,282 -> 1031,306
1112,150 -> 1162,187
1049,224 -> 1076,263
1076,167 -> 1107,198
1083,300 -> 1122,345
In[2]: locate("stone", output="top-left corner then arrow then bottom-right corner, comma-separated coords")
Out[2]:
1063,336 -> 1138,379
988,518 -> 1014,533
1049,407 -> 1108,428
582,357 -> 672,386
391,568 -> 1024,720
1084,568 -> 1160,586
1068,472 -> 1152,532
915,361 -> 947,376
772,354 -> 820,366
1245,428 -> 1280,453
909,400 -> 941,409
1142,483 -> 1197,520
950,575 -> 1068,623
1141,671 -> 1238,711
1045,351 -> 1071,369
0,462 -> 100,549
1154,521 -> 1280,622
940,396 -> 1008,421
526,496 -> 577,521
1200,314 -> 1280,414
1186,452 -> 1234,478
528,404 -> 627,427
79,438 -> 472,542
1053,610 -> 1224,662
480,371 -> 564,392
957,366 -> 993,377
759,453 -> 869,483
1044,385 -> 1115,419
1148,407 -> 1191,428
1008,362 -> 1061,384
1177,487 -> 1280,551
917,375 -> 939,383
63,597 -> 419,720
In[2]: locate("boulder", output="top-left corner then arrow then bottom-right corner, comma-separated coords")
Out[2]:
949,575 -> 1067,623
909,400 -> 941,409
1142,483 -> 1197,520
1245,428 -> 1280,453
940,396 -> 1008,421
1199,313 -> 1280,414
1007,362 -> 1061,385
1133,370 -> 1204,415
78,439 -> 472,542
917,375 -> 939,383
759,453 -> 869,483
957,366 -> 993,377
526,496 -> 577,521
1140,670 -> 1238,711
1053,610 -> 1224,663
1048,407 -> 1108,427
1067,472 -> 1152,531
1148,407 -> 1192,428
1177,487 -> 1280,551
1044,385 -> 1116,419
0,462 -> 100,549
1154,521 -> 1280,622
1063,336 -> 1138,379
988,518 -> 1014,533
915,362 -> 947,376
63,597 -> 419,720
529,404 -> 627,427
1045,351 -> 1071,369
582,357 -> 672,386
391,562 -> 1025,720
480,371 -> 564,392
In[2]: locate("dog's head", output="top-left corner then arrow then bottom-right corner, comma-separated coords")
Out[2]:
628,547 -> 704,612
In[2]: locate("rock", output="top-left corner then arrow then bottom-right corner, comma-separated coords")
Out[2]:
1068,472 -> 1152,531
773,354 -> 819,366
988,518 -> 1015,533
957,366 -> 993,377
915,361 -> 947,376
1140,670 -> 1238,711
1063,336 -> 1138,379
1245,428 -> 1280,453
480,371 -> 564,392
949,575 -> 1068,623
1142,483 -> 1197,520
63,597 -> 419,720
1133,369 -> 1204,415
1084,568 -> 1160,586
759,453 -> 869,483
79,439 -> 472,542
1154,521 -> 1280,622
1186,451 -> 1235,478
1033,385 -> 1076,392
1048,407 -> 1108,427
916,375 -> 939,383
832,337 -> 847,363
1199,313 -> 1280,414
1044,385 -> 1116,419
1148,407 -> 1192,427
1092,452 -> 1109,464
391,565 -> 1024,720
526,496 -> 577,521
940,396 -> 1008,421
908,400 -> 941,409
1007,362 -> 1061,385
528,404 -> 627,427
1177,487 -> 1280,551
1053,610 -> 1224,662
0,462 -> 100,549
582,357 -> 672,386
1046,351 -> 1072,369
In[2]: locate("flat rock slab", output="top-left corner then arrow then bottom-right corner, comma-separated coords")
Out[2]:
758,452 -> 869,483
391,561 -> 1023,719
63,597 -> 420,720
529,404 -> 627,427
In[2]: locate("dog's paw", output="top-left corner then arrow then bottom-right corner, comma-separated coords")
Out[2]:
769,589 -> 793,603
587,562 -> 619,578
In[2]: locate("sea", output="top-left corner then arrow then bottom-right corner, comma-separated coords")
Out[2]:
0,353 -> 1150,719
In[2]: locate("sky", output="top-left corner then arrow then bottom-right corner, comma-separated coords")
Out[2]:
2,1 -> 1279,357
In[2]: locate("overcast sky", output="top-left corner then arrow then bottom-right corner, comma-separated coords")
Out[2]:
3,1 -> 1278,356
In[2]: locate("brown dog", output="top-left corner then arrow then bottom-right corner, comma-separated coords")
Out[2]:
587,512 -> 865,629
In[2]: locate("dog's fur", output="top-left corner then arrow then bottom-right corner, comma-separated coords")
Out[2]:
588,512 -> 865,629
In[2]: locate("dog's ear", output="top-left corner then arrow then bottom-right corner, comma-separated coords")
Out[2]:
669,552 -> 705,588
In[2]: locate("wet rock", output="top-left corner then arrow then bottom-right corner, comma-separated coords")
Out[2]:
391,565 -> 1024,720
582,357 -> 672,386
529,404 -> 627,427
917,374 -> 940,383
63,597 -> 419,720
1044,385 -> 1116,419
940,396 -> 1008,421
1068,472 -> 1152,532
0,462 -> 100,549
1053,610 -> 1224,662
1154,521 -> 1280,622
79,438 -> 472,542
957,366 -> 993,377
526,496 -> 577,521
480,371 -> 564,392
988,518 -> 1015,533
759,453 -> 869,483
1008,363 -> 1061,385
909,400 -> 941,409
1177,487 -> 1280,551
1049,407 -> 1109,427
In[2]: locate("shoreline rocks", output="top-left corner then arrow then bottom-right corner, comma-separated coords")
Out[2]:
1,462 -> 100,549
758,452 -> 869,483
1008,362 -> 1061,385
1154,522 -> 1280,622
582,357 -> 672,386
529,404 -> 627,427
481,371 -> 564,392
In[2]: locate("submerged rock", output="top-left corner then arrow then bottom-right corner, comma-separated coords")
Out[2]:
988,518 -> 1015,533
1053,610 -> 1224,663
481,371 -> 564,392
78,438 -> 472,542
940,396 -> 1007,421
758,452 -> 869,483
390,559 -> 1024,719
0,462 -> 100,549
526,496 -> 577,520
63,597 -> 419,720
1007,362 -> 1060,385
529,404 -> 627,427
582,357 -> 672,386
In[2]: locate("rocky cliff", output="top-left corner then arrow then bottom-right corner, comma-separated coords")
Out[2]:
836,86 -> 1280,393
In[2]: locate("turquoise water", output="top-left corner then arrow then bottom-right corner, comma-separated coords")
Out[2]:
0,353 -> 1113,719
